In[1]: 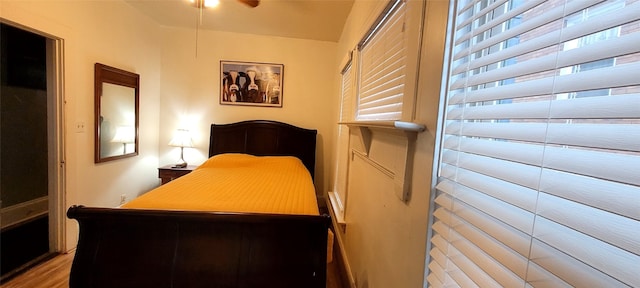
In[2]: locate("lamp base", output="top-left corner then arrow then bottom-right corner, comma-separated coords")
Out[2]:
172,146 -> 188,168
172,162 -> 187,168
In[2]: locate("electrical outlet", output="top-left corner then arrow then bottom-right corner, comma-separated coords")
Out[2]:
75,122 -> 85,133
120,194 -> 127,205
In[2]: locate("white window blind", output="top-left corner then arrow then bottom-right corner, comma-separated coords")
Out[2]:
427,0 -> 640,287
356,0 -> 408,121
332,58 -> 354,216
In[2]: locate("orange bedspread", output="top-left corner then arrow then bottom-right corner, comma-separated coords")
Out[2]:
123,153 -> 319,215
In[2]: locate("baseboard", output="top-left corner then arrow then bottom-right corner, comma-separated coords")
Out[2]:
332,235 -> 355,288
325,197 -> 356,288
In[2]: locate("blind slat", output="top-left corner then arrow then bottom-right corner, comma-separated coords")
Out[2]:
451,31 -> 640,90
449,76 -> 555,105
446,244 -> 484,288
434,188 -> 534,257
448,227 -> 519,287
546,123 -> 640,152
452,1 -> 640,75
360,43 -> 405,83
448,94 -> 640,120
553,62 -> 640,93
359,76 -> 405,104
542,145 -> 640,186
447,101 -> 552,120
453,0 -> 604,61
446,121 -> 547,142
439,179 -> 536,234
453,167 -> 538,212
539,169 -> 640,220
448,210 -> 530,279
536,192 -> 640,254
447,121 -> 640,153
361,99 -> 402,113
450,61 -> 640,104
357,111 -> 402,121
549,94 -> 640,119
425,270 -> 445,288
454,0 -> 511,37
532,218 -> 640,287
527,239 -> 621,287
452,135 -> 544,166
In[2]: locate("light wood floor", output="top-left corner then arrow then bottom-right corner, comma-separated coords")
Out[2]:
0,251 -> 344,288
0,252 -> 73,288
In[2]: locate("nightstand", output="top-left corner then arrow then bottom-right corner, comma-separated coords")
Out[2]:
158,165 -> 197,184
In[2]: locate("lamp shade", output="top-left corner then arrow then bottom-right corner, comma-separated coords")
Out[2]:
111,126 -> 135,144
169,129 -> 193,148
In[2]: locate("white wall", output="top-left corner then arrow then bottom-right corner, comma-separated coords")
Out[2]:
1,1 -> 163,250
158,26 -> 339,195
330,0 -> 449,287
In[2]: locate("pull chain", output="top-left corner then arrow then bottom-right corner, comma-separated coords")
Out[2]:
195,1 -> 204,57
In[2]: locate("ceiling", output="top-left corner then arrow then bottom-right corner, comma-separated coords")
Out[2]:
124,0 -> 354,42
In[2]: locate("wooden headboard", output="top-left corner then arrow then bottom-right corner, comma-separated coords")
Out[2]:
209,120 -> 317,179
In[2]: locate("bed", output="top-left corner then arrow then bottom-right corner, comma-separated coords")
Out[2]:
66,120 -> 331,288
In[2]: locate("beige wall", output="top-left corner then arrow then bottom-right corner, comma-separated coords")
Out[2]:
330,0 -> 449,287
157,26 -> 338,195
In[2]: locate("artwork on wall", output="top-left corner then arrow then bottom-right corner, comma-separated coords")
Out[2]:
220,60 -> 284,107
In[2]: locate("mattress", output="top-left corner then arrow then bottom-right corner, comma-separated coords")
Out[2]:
123,153 -> 319,215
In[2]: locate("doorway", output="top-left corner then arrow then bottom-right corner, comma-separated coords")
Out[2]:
0,22 -> 64,281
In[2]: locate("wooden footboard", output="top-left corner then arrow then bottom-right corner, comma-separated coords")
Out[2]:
67,206 -> 330,288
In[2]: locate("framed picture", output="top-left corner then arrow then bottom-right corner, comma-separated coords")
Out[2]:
220,60 -> 284,107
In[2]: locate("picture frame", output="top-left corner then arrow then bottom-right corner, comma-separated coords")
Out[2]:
220,60 -> 284,107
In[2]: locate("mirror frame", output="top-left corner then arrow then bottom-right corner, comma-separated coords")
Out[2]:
94,63 -> 140,163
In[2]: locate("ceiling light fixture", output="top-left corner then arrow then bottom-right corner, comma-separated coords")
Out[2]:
190,0 -> 219,9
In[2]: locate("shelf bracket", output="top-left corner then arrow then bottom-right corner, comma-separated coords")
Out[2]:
339,120 -> 426,201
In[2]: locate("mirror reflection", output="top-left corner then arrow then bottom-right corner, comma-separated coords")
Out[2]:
94,63 -> 139,163
100,83 -> 136,158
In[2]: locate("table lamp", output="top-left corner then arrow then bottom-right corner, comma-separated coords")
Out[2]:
168,129 -> 193,168
111,126 -> 135,154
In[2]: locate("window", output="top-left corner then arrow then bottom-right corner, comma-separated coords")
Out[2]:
355,0 -> 422,121
330,55 -> 354,219
426,0 -> 640,286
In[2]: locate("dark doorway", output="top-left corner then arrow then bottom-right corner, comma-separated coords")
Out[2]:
0,23 -> 52,281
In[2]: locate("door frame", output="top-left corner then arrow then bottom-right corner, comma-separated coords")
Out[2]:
46,35 -> 66,253
0,19 -> 67,253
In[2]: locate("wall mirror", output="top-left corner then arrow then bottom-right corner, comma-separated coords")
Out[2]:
94,63 -> 139,163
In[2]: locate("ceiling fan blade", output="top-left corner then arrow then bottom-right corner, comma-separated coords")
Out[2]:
238,0 -> 259,7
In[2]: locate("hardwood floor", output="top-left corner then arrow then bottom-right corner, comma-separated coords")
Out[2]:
0,252 -> 72,288
0,251 -> 345,288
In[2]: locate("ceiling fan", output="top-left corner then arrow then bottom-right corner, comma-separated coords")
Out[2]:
189,0 -> 259,56
238,0 -> 259,8
190,0 -> 259,8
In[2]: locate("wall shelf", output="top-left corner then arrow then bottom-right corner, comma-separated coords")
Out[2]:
339,120 -> 426,202
339,120 -> 426,133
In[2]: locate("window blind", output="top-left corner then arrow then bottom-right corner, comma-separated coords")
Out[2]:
356,0 -> 407,121
427,0 -> 640,287
333,58 -> 354,215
